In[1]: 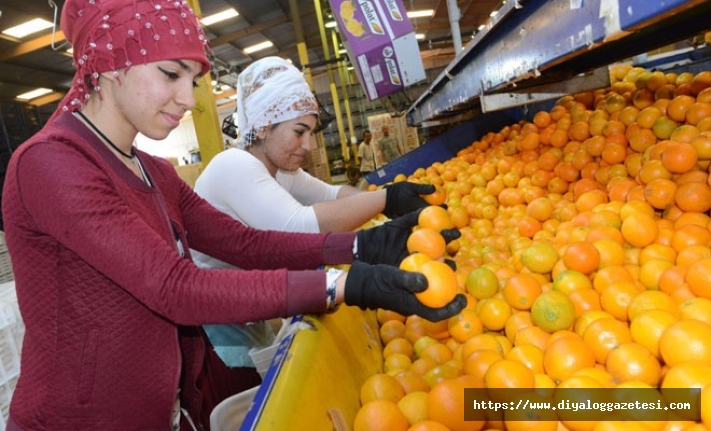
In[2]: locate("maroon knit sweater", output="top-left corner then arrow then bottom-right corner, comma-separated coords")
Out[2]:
1,111 -> 356,430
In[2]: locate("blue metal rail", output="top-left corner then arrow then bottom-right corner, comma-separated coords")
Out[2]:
407,0 -> 711,126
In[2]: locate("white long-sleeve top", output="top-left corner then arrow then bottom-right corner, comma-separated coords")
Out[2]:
192,148 -> 341,268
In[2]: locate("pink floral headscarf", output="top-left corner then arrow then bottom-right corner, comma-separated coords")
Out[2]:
235,57 -> 318,149
58,0 -> 211,114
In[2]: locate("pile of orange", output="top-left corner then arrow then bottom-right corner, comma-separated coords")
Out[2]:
353,66 -> 711,431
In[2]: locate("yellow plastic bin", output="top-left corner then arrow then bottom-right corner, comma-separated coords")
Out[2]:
238,305 -> 383,430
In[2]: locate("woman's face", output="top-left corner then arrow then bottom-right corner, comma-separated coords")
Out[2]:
107,59 -> 203,141
256,115 -> 318,174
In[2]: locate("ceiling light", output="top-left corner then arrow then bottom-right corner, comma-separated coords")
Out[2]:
243,41 -> 273,54
490,10 -> 499,17
67,47 -> 74,54
325,21 -> 337,28
407,10 -> 434,18
2,18 -> 53,38
338,48 -> 347,54
16,88 -> 53,101
415,33 -> 425,40
478,24 -> 485,30
200,9 -> 238,26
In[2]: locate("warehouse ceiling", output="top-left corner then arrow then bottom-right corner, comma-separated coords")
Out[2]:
0,0 -> 503,107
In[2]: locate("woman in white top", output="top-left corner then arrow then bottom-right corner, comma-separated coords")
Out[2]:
193,57 -> 434,268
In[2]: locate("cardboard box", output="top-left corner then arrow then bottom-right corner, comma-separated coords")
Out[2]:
331,0 -> 426,100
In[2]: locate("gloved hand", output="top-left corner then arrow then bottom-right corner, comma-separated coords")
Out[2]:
344,261 -> 468,322
355,209 -> 461,267
383,182 -> 435,219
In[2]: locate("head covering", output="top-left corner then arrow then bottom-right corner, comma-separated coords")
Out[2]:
235,57 -> 318,149
58,0 -> 211,113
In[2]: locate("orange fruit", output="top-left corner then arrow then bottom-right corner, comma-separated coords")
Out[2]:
562,241 -> 601,275
447,308 -> 483,343
477,297 -> 512,332
581,317 -> 632,365
399,252 -> 432,272
644,178 -> 678,210
592,239 -> 626,268
385,353 -> 413,373
407,228 -> 446,260
465,266 -> 499,299
396,391 -> 428,425
626,290 -> 677,321
629,309 -> 678,359
574,309 -> 614,337
462,349 -> 502,384
360,373 -> 406,404
502,273 -> 543,311
543,333 -> 596,383
606,342 -> 661,386
505,344 -> 545,374
568,288 -> 602,317
513,325 -> 550,351
671,224 -> 711,253
599,281 -> 642,321
678,297 -> 711,325
418,206 -> 454,231
552,269 -> 593,295
460,333 -> 504,360
384,337 -> 414,359
620,212 -> 658,248
659,319 -> 711,367
593,265 -> 635,292
661,361 -> 711,390
520,243 -> 559,274
419,343 -> 453,365
638,258 -> 674,291
423,363 -> 462,389
661,141 -> 699,174
354,399 -> 410,431
423,186 -> 446,206
484,358 -> 535,389
686,257 -> 711,299
416,260 -> 459,308
378,308 -> 407,325
392,370 -> 430,394
530,290 -> 576,333
381,319 -> 407,345
427,379 -> 486,431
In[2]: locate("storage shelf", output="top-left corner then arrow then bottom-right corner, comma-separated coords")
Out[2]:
407,0 -> 711,126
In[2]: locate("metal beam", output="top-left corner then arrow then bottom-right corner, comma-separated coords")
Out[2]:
0,31 -> 66,62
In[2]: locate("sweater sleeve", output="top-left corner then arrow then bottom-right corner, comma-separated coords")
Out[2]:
8,141 -> 354,325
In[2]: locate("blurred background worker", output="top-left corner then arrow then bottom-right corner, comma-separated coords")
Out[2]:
378,124 -> 404,165
357,129 -> 376,177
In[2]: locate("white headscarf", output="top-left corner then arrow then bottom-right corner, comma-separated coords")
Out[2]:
235,57 -> 318,149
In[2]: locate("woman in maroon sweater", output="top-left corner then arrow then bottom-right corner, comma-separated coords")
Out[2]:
1,0 -> 465,430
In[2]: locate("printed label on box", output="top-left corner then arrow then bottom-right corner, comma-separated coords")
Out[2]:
358,1 -> 386,35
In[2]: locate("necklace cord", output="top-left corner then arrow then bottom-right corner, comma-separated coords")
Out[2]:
76,111 -> 135,159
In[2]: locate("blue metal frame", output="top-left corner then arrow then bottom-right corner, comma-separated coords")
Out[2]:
407,0 -> 711,125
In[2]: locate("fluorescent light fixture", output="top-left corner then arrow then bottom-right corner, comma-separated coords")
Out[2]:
407,9 -> 434,18
415,33 -> 425,40
325,21 -> 337,28
211,80 -> 217,86
490,10 -> 499,17
2,18 -> 53,38
338,48 -> 347,54
67,47 -> 74,54
200,9 -> 238,26
16,88 -> 53,101
478,24 -> 486,30
243,40 -> 273,54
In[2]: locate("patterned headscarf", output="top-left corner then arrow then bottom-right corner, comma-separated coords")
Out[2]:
235,57 -> 318,149
58,0 -> 211,114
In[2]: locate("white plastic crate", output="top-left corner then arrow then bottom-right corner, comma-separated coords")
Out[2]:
210,385 -> 259,431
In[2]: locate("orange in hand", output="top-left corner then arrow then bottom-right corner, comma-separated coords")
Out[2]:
415,260 -> 458,308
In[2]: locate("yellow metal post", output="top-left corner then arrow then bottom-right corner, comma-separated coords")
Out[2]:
186,0 -> 224,168
331,29 -> 356,155
313,0 -> 348,165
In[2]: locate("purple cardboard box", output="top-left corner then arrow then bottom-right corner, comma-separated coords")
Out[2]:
331,0 -> 425,100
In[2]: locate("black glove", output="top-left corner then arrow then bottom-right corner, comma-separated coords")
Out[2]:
383,182 -> 435,219
356,209 -> 462,267
344,261 -> 468,322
